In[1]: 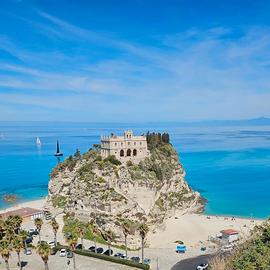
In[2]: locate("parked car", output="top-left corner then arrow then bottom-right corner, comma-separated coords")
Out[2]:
176,245 -> 187,253
143,258 -> 151,265
114,252 -> 125,258
59,249 -> 67,257
28,228 -> 38,236
221,244 -> 233,252
130,256 -> 140,263
197,263 -> 209,270
96,247 -> 103,254
88,246 -> 96,252
103,249 -> 113,256
48,241 -> 56,248
76,244 -> 83,250
67,250 -> 73,258
25,237 -> 33,244
24,248 -> 32,255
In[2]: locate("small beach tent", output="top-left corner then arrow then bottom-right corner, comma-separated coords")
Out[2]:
176,245 -> 187,253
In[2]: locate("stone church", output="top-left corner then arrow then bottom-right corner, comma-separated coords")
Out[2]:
100,130 -> 148,162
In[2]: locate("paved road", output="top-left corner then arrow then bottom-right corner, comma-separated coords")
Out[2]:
171,254 -> 214,270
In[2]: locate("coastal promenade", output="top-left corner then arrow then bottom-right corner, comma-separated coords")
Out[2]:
0,199 -> 262,270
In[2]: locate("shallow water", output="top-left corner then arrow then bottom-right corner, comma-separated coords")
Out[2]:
0,122 -> 269,218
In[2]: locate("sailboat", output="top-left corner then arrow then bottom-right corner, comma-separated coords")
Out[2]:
54,140 -> 63,157
36,137 -> 41,146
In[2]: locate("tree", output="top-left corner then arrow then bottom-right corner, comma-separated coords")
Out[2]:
77,225 -> 85,247
0,239 -> 11,270
11,215 -> 23,233
104,229 -> 115,256
50,218 -> 59,245
34,218 -> 43,242
36,241 -> 50,270
66,234 -> 78,270
19,230 -> 28,251
90,220 -> 98,253
12,236 -> 23,270
138,223 -> 149,264
122,221 -> 131,259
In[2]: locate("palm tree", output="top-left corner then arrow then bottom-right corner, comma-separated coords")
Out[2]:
34,218 -> 43,242
90,219 -> 98,253
50,218 -> 59,246
66,234 -> 78,270
138,223 -> 149,264
0,217 -> 5,238
122,221 -> 131,259
12,236 -> 23,270
36,241 -> 50,270
12,215 -> 23,233
19,230 -> 29,251
77,225 -> 85,247
105,229 -> 114,256
0,239 -> 11,270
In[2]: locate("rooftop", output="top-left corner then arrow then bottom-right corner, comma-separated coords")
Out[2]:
221,229 -> 239,235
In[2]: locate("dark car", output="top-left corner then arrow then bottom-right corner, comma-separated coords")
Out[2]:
88,246 -> 96,252
131,256 -> 140,263
96,247 -> 103,254
114,252 -> 126,259
25,237 -> 33,244
76,244 -> 83,250
67,250 -> 73,258
103,249 -> 113,256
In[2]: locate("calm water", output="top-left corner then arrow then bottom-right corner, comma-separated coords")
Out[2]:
0,122 -> 269,218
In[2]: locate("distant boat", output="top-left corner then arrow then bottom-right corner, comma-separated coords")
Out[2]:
36,137 -> 41,146
54,140 -> 63,157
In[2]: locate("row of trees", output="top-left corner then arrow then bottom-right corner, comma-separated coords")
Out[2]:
64,214 -> 149,265
0,215 -> 60,270
146,132 -> 170,150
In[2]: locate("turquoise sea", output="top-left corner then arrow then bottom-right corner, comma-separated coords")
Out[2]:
0,122 -> 269,218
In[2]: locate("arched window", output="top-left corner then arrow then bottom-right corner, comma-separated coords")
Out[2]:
120,149 -> 124,157
127,149 -> 131,156
133,149 -> 137,156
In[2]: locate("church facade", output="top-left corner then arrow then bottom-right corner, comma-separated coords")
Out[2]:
100,130 -> 148,162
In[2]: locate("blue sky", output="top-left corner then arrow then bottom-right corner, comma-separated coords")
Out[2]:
0,0 -> 270,122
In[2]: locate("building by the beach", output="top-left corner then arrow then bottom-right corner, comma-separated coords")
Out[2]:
100,130 -> 148,162
0,207 -> 43,223
220,229 -> 239,243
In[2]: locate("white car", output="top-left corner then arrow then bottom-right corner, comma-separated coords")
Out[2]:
197,263 -> 209,270
24,248 -> 32,255
221,244 -> 233,252
59,249 -> 67,257
48,241 -> 56,248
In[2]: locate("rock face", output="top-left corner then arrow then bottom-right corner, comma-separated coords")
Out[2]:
46,142 -> 203,247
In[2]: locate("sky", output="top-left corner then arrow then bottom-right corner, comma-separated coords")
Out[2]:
0,0 -> 270,122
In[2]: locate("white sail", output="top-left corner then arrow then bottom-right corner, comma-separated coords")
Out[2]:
36,137 -> 41,146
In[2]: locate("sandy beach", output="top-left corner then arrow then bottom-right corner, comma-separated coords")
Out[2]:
0,198 -> 46,214
0,198 -> 262,249
148,211 -> 263,248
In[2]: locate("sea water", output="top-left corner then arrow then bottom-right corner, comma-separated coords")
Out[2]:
0,122 -> 269,218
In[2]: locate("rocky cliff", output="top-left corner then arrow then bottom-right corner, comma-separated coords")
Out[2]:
46,137 -> 203,247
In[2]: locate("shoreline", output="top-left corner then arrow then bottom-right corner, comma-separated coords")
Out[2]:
0,196 -> 265,221
0,197 -> 46,214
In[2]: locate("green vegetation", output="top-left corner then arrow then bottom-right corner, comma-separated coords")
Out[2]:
146,132 -> 170,151
56,244 -> 150,270
104,155 -> 122,166
51,195 -> 67,208
63,215 -> 107,245
209,220 -> 270,270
